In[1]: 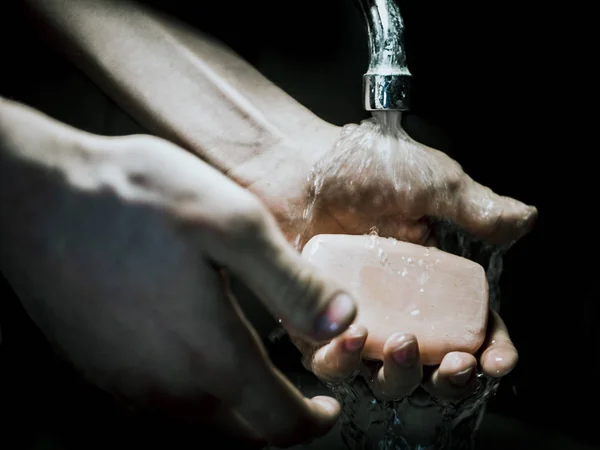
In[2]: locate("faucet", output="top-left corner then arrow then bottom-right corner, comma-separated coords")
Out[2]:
355,0 -> 411,111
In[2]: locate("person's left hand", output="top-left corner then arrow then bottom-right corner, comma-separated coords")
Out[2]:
294,309 -> 516,403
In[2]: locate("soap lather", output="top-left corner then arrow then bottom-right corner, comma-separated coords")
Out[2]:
301,234 -> 489,366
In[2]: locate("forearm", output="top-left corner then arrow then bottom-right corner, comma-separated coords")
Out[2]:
22,0 -> 334,173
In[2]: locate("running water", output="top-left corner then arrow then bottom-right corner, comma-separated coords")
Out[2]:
283,111 -> 514,449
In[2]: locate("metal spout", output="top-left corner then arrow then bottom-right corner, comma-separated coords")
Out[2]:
355,0 -> 411,111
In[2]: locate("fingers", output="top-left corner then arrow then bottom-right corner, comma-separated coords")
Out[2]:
423,352 -> 478,401
366,333 -> 422,401
177,260 -> 342,448
421,311 -> 516,403
117,134 -> 356,343
479,310 -> 518,378
209,292 -> 341,447
311,324 -> 367,382
440,176 -> 537,245
205,196 -> 357,342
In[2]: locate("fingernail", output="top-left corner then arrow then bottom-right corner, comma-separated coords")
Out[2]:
449,367 -> 474,387
485,348 -> 515,378
314,293 -> 356,339
344,326 -> 367,352
392,341 -> 417,367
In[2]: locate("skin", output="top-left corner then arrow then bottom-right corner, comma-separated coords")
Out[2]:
6,0 -> 538,446
263,122 -> 526,403
0,99 -> 359,448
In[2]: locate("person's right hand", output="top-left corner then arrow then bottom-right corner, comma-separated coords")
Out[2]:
0,100 -> 358,448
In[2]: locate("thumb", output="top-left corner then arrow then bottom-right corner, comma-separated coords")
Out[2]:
204,201 -> 357,342
438,176 -> 537,244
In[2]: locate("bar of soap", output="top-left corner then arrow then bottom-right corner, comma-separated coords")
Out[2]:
302,234 -> 488,365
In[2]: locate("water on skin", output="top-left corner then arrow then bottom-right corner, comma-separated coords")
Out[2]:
328,223 -> 507,450
282,111 -> 515,449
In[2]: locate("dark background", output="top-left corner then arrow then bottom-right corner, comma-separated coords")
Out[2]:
1,0 -> 595,448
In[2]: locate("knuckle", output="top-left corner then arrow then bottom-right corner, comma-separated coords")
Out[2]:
446,172 -> 465,196
441,165 -> 466,199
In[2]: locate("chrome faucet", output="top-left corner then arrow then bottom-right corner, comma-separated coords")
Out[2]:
355,0 -> 411,111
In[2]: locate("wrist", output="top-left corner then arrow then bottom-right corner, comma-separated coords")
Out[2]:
226,120 -> 341,188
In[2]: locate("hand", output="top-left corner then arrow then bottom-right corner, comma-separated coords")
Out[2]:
295,309 -> 518,446
228,115 -> 530,403
297,309 -> 516,403
0,101 -> 360,447
231,116 -> 537,247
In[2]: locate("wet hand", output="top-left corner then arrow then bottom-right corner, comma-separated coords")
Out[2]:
233,116 -> 536,248
0,102 -> 361,448
422,310 -> 518,401
296,310 -> 516,402
303,117 -> 537,247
